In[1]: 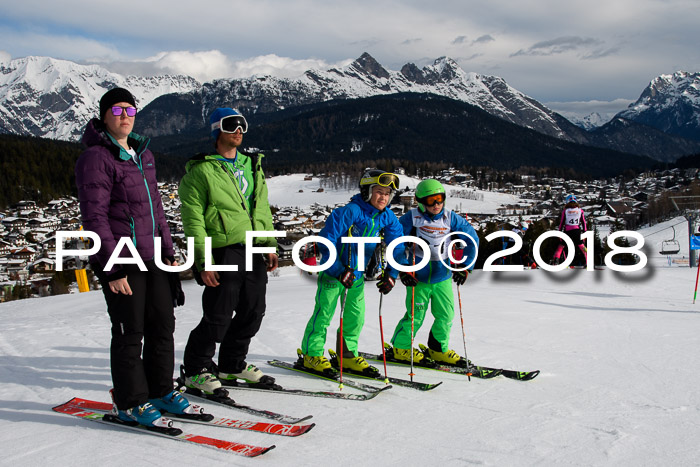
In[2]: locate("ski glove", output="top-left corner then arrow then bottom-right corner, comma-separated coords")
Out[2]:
338,267 -> 355,288
453,270 -> 469,286
399,271 -> 418,287
376,271 -> 396,294
168,272 -> 185,307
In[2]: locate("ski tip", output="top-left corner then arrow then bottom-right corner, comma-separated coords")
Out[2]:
298,423 -> 317,435
253,445 -> 276,457
521,370 -> 540,381
53,398 -> 81,411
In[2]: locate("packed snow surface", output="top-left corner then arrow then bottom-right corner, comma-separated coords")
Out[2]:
1,264 -> 699,466
1,175 -> 698,465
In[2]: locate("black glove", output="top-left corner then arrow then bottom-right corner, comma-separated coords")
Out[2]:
168,272 -> 185,307
376,271 -> 396,294
453,270 -> 468,286
399,271 -> 418,287
338,267 -> 355,288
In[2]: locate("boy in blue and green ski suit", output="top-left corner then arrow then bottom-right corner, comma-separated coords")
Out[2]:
390,179 -> 479,364
300,170 -> 405,373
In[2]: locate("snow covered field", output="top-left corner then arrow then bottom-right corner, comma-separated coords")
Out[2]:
266,173 -> 519,213
2,265 -> 700,466
2,175 -> 698,465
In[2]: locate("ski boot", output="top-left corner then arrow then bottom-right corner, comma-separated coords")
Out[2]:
328,349 -> 381,377
108,389 -> 176,430
340,354 -> 380,377
296,349 -> 339,378
183,368 -> 222,395
218,363 -> 278,389
149,390 -> 212,421
420,344 -> 468,368
392,347 -> 425,364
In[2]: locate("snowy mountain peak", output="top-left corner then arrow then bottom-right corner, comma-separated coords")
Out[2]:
0,53 -> 581,144
642,71 -> 700,102
617,70 -> 700,140
349,52 -> 390,79
430,56 -> 463,81
0,56 -> 200,140
566,111 -> 611,131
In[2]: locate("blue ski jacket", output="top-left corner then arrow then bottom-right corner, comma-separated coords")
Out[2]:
318,194 -> 405,282
399,208 -> 479,284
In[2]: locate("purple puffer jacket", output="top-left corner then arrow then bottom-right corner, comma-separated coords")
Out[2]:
75,118 -> 174,279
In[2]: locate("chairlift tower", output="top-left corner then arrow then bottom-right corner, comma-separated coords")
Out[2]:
670,196 -> 700,268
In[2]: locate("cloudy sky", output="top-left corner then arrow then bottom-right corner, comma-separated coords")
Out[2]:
1,0 -> 699,119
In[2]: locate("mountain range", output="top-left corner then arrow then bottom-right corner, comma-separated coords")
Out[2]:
1,54 -> 700,163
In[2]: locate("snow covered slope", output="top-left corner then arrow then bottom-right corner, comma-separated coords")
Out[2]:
1,265 -> 699,465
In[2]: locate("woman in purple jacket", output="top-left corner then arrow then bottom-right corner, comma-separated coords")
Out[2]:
75,88 -> 196,428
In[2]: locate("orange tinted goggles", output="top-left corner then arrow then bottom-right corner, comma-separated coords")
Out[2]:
422,193 -> 445,206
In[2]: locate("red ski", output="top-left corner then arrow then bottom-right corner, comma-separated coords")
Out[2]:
66,397 -> 314,437
53,399 -> 275,457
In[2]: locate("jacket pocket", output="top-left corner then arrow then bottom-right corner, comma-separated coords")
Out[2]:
218,211 -> 228,234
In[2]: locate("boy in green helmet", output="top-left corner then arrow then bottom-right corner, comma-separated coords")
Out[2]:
390,179 -> 479,365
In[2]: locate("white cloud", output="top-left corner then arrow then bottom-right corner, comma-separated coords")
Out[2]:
97,51 -> 354,82
2,0 -> 700,102
0,28 -> 121,62
142,50 -> 232,82
0,50 -> 10,63
227,54 -> 353,80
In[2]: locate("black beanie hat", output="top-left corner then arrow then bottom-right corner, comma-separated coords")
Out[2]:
99,87 -> 137,121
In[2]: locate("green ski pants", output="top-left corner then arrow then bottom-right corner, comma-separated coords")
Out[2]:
391,279 -> 454,352
301,272 -> 366,357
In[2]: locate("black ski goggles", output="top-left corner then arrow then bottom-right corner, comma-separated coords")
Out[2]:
360,172 -> 400,191
212,115 -> 248,134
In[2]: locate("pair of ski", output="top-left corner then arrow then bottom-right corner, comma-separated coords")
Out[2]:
53,397 -> 315,457
175,374 -> 384,404
267,349 -> 442,393
358,343 -> 540,381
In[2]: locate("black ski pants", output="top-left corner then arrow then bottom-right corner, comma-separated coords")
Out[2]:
183,245 -> 268,375
96,261 -> 175,410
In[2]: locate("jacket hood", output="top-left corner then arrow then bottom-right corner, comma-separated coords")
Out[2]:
185,153 -> 220,173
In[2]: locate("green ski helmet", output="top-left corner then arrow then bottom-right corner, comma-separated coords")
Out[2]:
415,179 -> 446,212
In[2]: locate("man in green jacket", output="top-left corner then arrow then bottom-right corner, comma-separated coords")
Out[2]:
179,107 -> 279,393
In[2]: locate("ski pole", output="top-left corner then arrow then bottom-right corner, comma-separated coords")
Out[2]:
409,243 -> 416,382
456,282 -> 472,381
694,259 -> 700,304
338,287 -> 348,389
378,293 -> 389,383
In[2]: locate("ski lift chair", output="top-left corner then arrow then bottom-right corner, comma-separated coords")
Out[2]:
659,226 -> 681,255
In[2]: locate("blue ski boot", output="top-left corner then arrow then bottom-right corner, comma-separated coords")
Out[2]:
116,402 -> 166,426
149,390 -> 212,420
